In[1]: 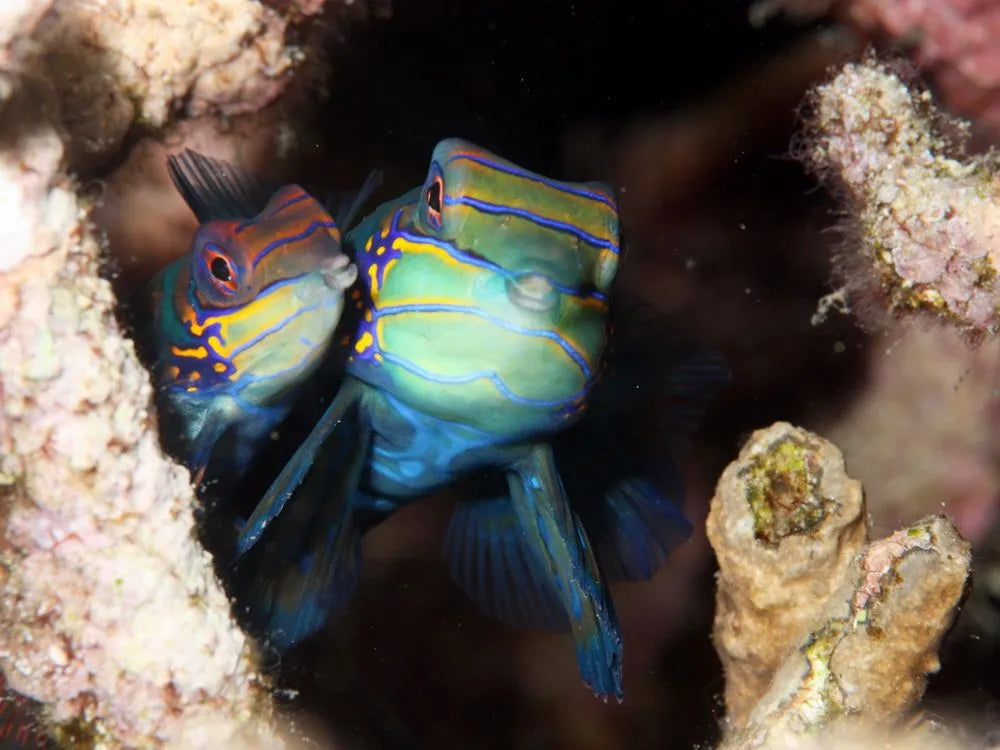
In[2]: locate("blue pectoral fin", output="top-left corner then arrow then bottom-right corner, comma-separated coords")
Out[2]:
166,149 -> 277,222
326,169 -> 385,231
237,378 -> 363,555
509,445 -> 624,702
593,474 -> 693,582
443,496 -> 570,632
232,393 -> 370,651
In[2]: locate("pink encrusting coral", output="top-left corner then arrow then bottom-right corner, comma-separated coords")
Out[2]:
803,55 -> 1000,339
0,127 -> 289,748
751,1 -> 1000,139
846,0 -> 1000,136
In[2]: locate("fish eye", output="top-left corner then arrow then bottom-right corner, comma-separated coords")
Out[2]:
425,174 -> 443,228
201,245 -> 239,294
211,256 -> 231,282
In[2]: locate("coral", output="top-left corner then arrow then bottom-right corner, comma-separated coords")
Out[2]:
7,0 -> 338,172
845,0 -> 1000,138
0,0 -> 384,745
709,423 -> 972,747
752,0 -> 1000,140
707,422 -> 868,727
0,125 -> 289,747
803,55 -> 1000,340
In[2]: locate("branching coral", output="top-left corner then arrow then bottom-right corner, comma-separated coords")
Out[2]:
709,423 -> 972,748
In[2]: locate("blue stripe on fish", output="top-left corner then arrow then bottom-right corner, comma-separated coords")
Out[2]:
228,295 -> 340,359
443,195 -> 620,254
378,350 -> 588,409
375,302 -> 593,379
235,191 -> 311,234
443,152 -> 617,209
394,215 -> 606,300
251,220 -> 340,269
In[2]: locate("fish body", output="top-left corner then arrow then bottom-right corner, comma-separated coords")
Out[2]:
136,151 -> 375,483
235,139 -> 723,701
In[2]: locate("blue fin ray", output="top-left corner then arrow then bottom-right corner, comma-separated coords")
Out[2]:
508,445 -> 623,701
237,377 -> 363,555
231,391 -> 370,650
444,496 -> 570,632
324,169 -> 384,231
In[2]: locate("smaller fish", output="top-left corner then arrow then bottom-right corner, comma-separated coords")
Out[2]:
133,150 -> 381,484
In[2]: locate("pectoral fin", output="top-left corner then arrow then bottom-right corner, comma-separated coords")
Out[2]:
589,473 -> 693,582
508,445 -> 624,702
443,496 -> 569,632
237,378 -> 363,555
231,391 -> 370,651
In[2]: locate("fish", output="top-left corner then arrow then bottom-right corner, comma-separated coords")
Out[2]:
132,150 -> 381,485
231,138 -> 726,701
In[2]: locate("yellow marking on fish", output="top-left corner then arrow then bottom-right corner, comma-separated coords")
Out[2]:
365,237 -> 373,252
388,237 -> 604,310
374,352 -> 383,363
383,258 -> 398,283
391,236 -> 471,272
167,365 -> 181,378
355,331 -> 374,354
189,371 -> 201,381
171,345 -> 209,360
184,282 -> 308,360
364,309 -> 373,323
186,386 -> 198,392
213,362 -> 227,373
368,264 -> 380,298
374,304 -> 593,376
376,246 -> 385,256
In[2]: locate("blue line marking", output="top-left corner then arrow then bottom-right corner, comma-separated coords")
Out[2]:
375,302 -> 591,379
379,350 -> 586,409
252,220 -> 339,268
235,191 -> 311,234
445,152 -> 616,208
444,195 -> 619,254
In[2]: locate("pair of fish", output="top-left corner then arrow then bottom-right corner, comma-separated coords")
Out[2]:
139,141 -> 727,701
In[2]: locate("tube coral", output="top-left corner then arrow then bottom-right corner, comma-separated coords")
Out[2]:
709,423 -> 972,747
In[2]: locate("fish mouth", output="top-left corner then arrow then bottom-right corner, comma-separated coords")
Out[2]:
506,273 -> 557,311
319,253 -> 358,291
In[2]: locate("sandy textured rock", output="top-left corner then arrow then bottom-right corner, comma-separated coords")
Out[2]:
707,422 -> 868,727
8,0 -> 329,171
722,515 -> 971,749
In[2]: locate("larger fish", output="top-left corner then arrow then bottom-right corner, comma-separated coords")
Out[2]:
134,151 -> 378,484
233,139 -> 724,700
